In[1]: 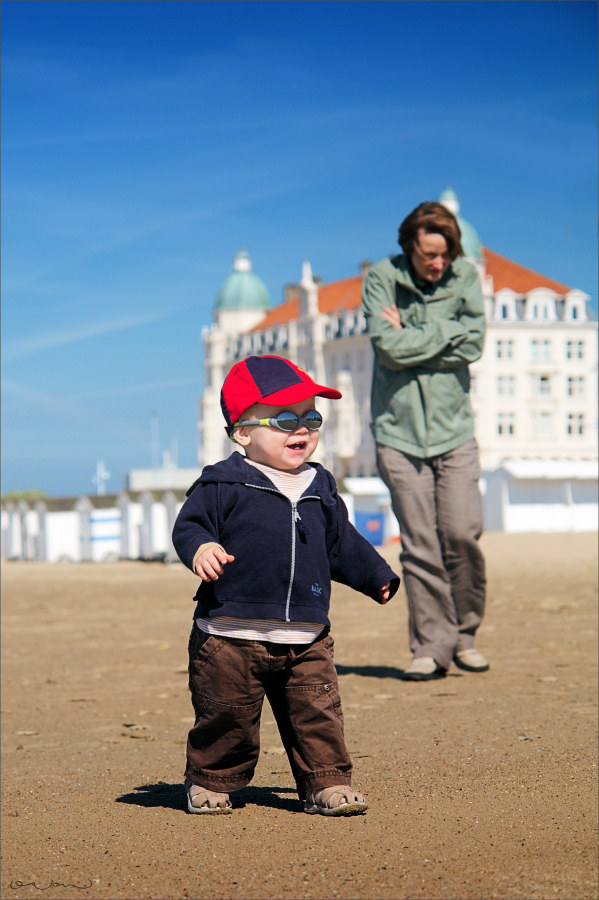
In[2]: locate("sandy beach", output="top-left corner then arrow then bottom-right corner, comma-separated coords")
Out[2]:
1,530 -> 597,900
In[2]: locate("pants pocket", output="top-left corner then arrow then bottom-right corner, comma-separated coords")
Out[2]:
284,680 -> 348,770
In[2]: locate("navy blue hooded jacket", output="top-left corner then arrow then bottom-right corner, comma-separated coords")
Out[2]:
172,452 -> 400,625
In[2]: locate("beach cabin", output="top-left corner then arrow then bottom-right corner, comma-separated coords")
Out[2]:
341,477 -> 399,546
482,460 -> 598,533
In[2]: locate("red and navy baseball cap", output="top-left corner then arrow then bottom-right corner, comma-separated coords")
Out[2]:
221,355 -> 342,432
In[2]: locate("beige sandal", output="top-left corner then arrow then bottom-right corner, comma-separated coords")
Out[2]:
304,785 -> 368,817
185,779 -> 233,815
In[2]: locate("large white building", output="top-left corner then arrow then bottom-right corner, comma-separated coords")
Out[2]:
200,189 -> 598,484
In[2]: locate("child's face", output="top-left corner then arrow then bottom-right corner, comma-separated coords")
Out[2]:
233,397 -> 320,471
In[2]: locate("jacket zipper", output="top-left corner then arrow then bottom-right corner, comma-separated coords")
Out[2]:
246,485 -> 319,622
417,373 -> 430,457
286,502 -> 298,621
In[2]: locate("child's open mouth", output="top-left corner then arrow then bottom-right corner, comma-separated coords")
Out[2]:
288,440 -> 307,451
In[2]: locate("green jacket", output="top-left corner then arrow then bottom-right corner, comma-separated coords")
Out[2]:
362,254 -> 486,459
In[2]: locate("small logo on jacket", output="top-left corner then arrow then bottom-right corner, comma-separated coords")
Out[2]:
311,582 -> 323,597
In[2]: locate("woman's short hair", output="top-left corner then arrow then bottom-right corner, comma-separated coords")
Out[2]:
398,202 -> 464,260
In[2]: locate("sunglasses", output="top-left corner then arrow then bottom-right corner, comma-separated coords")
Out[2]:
234,409 -> 323,432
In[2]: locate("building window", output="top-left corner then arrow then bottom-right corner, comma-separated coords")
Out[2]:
566,340 -> 584,360
567,413 -> 584,436
531,339 -> 551,361
567,376 -> 585,397
531,410 -> 552,438
497,375 -> 515,396
497,412 -> 515,436
532,374 -> 551,397
496,339 -> 514,360
500,304 -> 508,319
530,301 -> 552,321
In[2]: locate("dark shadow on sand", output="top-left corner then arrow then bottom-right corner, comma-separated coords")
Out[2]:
116,782 -> 299,813
234,785 -> 299,812
335,663 -> 405,679
335,664 -> 464,681
116,782 -> 186,811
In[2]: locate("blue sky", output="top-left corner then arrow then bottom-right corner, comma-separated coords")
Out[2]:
2,0 -> 597,497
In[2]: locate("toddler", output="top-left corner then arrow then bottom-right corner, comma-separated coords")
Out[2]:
172,355 -> 400,815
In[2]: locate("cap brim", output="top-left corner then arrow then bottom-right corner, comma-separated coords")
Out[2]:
259,382 -> 342,408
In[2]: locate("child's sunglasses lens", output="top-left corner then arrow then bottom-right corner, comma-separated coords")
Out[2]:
274,411 -> 322,431
303,410 -> 323,430
275,412 -> 301,431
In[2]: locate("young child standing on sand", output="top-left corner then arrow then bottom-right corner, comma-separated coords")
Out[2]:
172,355 -> 400,816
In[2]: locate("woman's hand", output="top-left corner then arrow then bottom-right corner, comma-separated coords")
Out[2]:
381,306 -> 402,329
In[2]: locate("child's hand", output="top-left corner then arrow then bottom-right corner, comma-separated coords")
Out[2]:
379,582 -> 391,604
195,546 -> 235,582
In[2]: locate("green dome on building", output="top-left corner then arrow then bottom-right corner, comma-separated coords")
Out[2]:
214,248 -> 272,312
439,187 -> 483,260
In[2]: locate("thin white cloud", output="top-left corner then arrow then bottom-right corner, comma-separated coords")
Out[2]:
2,309 -> 174,362
1,378 -> 85,416
1,178 -> 295,296
72,376 -> 201,400
1,374 -> 200,411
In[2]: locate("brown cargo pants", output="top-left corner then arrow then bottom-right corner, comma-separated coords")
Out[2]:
185,624 -> 353,800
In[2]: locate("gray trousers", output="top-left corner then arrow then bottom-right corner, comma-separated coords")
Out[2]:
376,440 -> 487,671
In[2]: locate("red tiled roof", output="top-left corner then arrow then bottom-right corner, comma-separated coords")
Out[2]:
251,275 -> 364,330
254,297 -> 299,329
251,252 -> 571,331
318,274 -> 364,313
483,248 -> 570,294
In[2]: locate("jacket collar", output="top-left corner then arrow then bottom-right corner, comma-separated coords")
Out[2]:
390,253 -> 459,300
187,452 -> 331,496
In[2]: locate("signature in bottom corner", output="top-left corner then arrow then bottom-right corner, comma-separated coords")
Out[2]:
9,879 -> 93,891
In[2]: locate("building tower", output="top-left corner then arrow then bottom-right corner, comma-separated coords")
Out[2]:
199,248 -> 272,465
